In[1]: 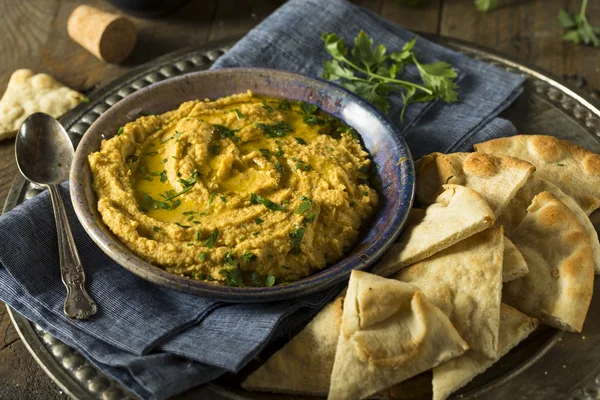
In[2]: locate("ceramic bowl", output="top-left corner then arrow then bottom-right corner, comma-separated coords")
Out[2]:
70,68 -> 414,302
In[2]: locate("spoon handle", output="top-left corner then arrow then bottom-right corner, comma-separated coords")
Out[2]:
48,184 -> 98,320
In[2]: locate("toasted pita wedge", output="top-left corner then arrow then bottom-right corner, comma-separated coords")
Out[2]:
0,69 -> 84,140
394,227 -> 504,359
241,296 -> 343,396
504,192 -> 594,332
415,152 -> 535,218
498,174 -> 600,274
328,271 -> 468,400
372,184 -> 495,277
474,135 -> 600,215
503,237 -> 528,282
432,304 -> 539,400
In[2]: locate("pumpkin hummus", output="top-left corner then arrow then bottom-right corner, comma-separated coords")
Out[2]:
88,91 -> 378,286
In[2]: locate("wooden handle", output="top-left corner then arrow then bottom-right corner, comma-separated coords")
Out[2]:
67,5 -> 137,64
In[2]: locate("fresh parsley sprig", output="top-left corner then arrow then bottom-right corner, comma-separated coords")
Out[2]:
559,0 -> 600,47
474,0 -> 499,12
321,31 -> 458,121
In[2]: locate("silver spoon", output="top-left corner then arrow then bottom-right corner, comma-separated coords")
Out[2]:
15,113 -> 98,320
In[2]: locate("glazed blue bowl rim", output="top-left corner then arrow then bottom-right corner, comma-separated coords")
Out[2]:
70,67 -> 415,302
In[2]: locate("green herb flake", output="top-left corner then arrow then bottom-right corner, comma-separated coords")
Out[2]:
289,225 -> 306,254
214,124 -> 240,141
249,193 -> 287,211
362,191 -> 369,197
302,211 -> 316,224
556,163 -> 565,167
243,251 -> 257,262
350,200 -> 357,208
201,228 -> 219,248
79,97 -> 91,103
259,148 -> 272,158
299,101 -> 319,115
117,126 -> 124,136
274,160 -> 284,175
264,275 -> 276,287
153,226 -> 160,232
295,197 -> 313,214
224,250 -> 236,265
145,151 -> 158,156
233,108 -> 244,119
279,99 -> 291,110
219,265 -> 244,287
199,252 -> 207,261
208,145 -> 220,155
294,137 -> 307,145
160,130 -> 184,143
275,148 -> 284,157
255,121 -> 294,138
262,103 -> 275,113
255,217 -> 264,225
161,158 -> 168,164
160,170 -> 167,183
220,195 -> 227,203
175,222 -> 190,228
126,155 -> 139,163
282,265 -> 291,270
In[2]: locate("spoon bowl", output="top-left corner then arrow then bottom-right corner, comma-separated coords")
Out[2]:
15,113 -> 73,185
15,113 -> 97,320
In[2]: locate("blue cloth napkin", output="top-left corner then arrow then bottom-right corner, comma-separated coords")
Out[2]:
0,0 -> 525,399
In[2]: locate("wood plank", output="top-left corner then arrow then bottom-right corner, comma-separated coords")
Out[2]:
380,0 -> 442,34
440,0 -> 600,91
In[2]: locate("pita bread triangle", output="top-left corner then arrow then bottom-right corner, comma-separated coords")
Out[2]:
432,304 -> 539,400
328,270 -> 468,400
394,226 -> 504,359
498,174 -> 600,274
474,134 -> 600,215
503,191 -> 594,332
241,296 -> 343,396
503,236 -> 528,282
415,152 -> 535,218
0,69 -> 83,140
372,184 -> 495,277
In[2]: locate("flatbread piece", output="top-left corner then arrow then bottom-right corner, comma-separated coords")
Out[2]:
0,69 -> 83,140
394,227 -> 504,359
503,237 -> 528,282
372,184 -> 494,277
432,304 -> 539,400
328,270 -> 468,400
504,191 -> 594,332
474,135 -> 600,215
415,152 -> 535,218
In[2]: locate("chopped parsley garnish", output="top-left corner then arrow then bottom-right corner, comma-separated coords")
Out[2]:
117,126 -> 124,136
79,97 -> 91,103
259,148 -> 272,158
303,211 -> 316,224
362,191 -> 369,196
179,169 -> 200,189
160,130 -> 184,143
274,160 -> 284,175
250,271 -> 260,286
161,158 -> 168,164
557,163 -> 565,166
175,222 -> 190,228
145,151 -> 158,156
220,195 -> 227,203
255,121 -> 294,138
213,124 -> 240,141
262,103 -> 274,113
224,250 -> 236,265
183,211 -> 196,215
289,226 -> 306,254
201,228 -> 219,248
187,215 -> 195,221
279,99 -> 291,110
350,200 -> 356,208
142,192 -> 181,211
254,218 -> 263,226
250,193 -> 286,211
144,176 -> 153,182
199,252 -> 207,261
243,251 -> 257,262
294,137 -> 307,145
160,170 -> 167,183
275,147 -> 284,157
220,265 -> 244,287
126,155 -> 139,163
299,101 -> 319,115
294,160 -> 312,172
264,275 -> 276,287
153,226 -> 160,232
233,108 -> 244,119
208,145 -> 220,154
295,197 -> 312,214
282,265 -> 291,269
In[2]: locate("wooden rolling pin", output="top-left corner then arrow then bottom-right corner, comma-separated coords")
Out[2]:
67,5 -> 137,64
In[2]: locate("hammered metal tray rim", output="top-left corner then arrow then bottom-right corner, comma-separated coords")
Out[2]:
5,35 -> 600,400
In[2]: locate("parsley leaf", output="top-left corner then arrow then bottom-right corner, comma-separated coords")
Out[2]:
289,226 -> 305,254
255,121 -> 294,138
299,101 -> 319,115
264,275 -> 276,287
243,251 -> 257,262
201,228 -> 219,248
233,108 -> 244,119
250,193 -> 286,211
294,137 -> 307,145
214,125 -> 240,141
295,197 -> 312,214
219,265 -> 244,287
559,0 -> 600,47
474,0 -> 499,12
279,99 -> 291,110
321,31 -> 459,122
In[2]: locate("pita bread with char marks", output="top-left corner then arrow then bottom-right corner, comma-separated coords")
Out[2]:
474,135 -> 600,216
241,296 -> 343,396
394,227 -> 504,359
328,271 -> 468,400
372,184 -> 494,277
415,152 -> 535,219
503,191 -> 594,332
503,237 -> 529,282
432,304 -> 539,400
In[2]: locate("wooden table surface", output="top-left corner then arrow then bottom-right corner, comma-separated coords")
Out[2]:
0,0 -> 599,398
